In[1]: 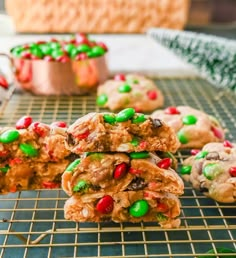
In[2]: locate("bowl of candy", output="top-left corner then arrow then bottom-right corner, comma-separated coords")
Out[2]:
3,33 -> 109,95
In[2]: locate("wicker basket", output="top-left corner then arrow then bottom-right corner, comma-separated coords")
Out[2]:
5,0 -> 190,33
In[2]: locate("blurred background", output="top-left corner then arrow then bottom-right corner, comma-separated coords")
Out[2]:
0,0 -> 236,38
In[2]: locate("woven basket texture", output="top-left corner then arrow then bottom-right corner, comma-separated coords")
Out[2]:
6,0 -> 190,33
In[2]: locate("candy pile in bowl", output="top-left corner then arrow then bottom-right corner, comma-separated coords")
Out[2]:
9,33 -> 109,95
11,33 -> 108,62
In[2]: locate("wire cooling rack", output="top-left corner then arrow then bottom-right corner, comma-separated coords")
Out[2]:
0,78 -> 236,258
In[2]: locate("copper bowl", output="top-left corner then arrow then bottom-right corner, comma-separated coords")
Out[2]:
0,49 -> 109,95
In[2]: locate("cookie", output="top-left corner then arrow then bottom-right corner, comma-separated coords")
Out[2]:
64,190 -> 181,228
66,109 -> 180,154
0,116 -> 77,194
151,105 -> 225,149
180,141 -> 236,203
96,74 -> 164,112
62,152 -> 184,197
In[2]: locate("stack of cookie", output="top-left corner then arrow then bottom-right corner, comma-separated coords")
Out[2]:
62,108 -> 184,228
0,116 -> 75,193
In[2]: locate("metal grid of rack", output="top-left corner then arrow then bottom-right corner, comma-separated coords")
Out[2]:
0,78 -> 236,258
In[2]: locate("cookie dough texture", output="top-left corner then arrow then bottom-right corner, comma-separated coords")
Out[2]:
64,190 -> 181,228
66,111 -> 180,154
0,123 -> 75,194
181,141 -> 236,203
62,152 -> 184,197
62,152 -> 184,228
97,74 -> 164,112
151,105 -> 225,149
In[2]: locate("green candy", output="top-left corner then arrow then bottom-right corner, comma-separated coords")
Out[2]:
130,151 -> 150,159
66,159 -> 81,172
132,114 -> 146,124
90,46 -> 105,57
19,143 -> 38,157
39,44 -> 52,55
96,94 -> 108,106
129,199 -> 149,217
48,42 -> 61,50
182,115 -> 198,125
195,151 -> 209,159
118,84 -> 132,93
30,48 -> 43,58
177,131 -> 188,144
0,130 -> 20,143
126,78 -> 139,84
103,114 -> 116,124
0,165 -> 10,173
130,138 -> 139,147
180,165 -> 192,175
116,108 -> 135,122
88,153 -> 104,161
64,43 -> 76,55
11,46 -> 24,57
77,44 -> 91,53
199,247 -> 236,258
203,163 -> 223,180
156,212 -> 168,222
51,49 -> 64,59
73,180 -> 89,192
70,48 -> 79,58
29,43 -> 39,49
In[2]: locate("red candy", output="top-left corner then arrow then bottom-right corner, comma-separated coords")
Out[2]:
75,53 -> 88,61
229,167 -> 236,177
56,55 -> 70,63
9,158 -> 22,166
31,122 -> 50,137
9,185 -> 17,193
190,149 -> 200,155
16,116 -> 33,129
211,126 -> 224,139
223,140 -> 233,148
156,202 -> 169,213
0,150 -> 9,157
129,167 -> 143,175
139,141 -> 147,150
164,106 -> 180,115
75,33 -> 89,45
134,107 -> 142,113
96,195 -> 114,214
42,181 -> 60,189
21,52 -> 32,59
51,121 -> 67,128
97,42 -> 108,51
147,90 -> 158,100
76,130 -> 90,140
44,55 -> 54,62
0,75 -> 9,89
50,38 -> 58,42
113,162 -> 128,179
156,158 -> 172,169
114,74 -> 126,81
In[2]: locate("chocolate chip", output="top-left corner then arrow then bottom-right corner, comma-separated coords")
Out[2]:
206,152 -> 220,160
151,118 -> 162,128
91,185 -> 101,191
67,133 -> 75,146
199,187 -> 209,193
126,177 -> 147,191
101,216 -> 112,222
66,153 -> 80,161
